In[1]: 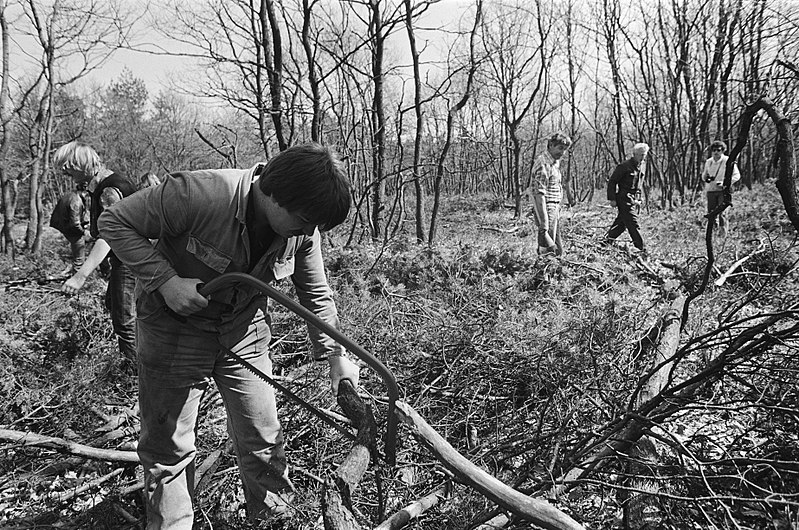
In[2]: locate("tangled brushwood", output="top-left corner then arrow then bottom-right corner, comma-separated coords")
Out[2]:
1,181 -> 798,529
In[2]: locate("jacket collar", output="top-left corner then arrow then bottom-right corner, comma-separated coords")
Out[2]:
236,164 -> 266,225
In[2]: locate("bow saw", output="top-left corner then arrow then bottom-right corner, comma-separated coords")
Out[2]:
167,272 -> 400,465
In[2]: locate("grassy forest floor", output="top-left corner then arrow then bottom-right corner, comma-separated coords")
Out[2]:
0,182 -> 797,529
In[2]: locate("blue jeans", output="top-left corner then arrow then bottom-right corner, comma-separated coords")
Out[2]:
105,256 -> 137,362
137,309 -> 293,529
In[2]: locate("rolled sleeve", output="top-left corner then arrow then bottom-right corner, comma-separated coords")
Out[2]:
291,231 -> 345,360
98,177 -> 191,293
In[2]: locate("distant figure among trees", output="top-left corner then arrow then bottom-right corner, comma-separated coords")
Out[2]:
49,183 -> 89,274
53,141 -> 139,367
603,143 -> 650,255
701,140 -> 741,238
528,133 -> 572,257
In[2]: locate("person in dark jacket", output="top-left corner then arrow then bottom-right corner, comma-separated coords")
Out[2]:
53,141 -> 138,365
603,142 -> 650,254
49,183 -> 89,272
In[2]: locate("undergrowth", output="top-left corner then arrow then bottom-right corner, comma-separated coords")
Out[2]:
0,183 -> 797,529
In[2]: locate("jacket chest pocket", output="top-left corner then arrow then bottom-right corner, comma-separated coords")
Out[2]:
187,236 -> 233,273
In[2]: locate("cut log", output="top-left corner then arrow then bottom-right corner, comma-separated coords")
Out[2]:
394,401 -> 584,530
320,380 -> 379,528
322,477 -> 364,530
334,380 -> 377,507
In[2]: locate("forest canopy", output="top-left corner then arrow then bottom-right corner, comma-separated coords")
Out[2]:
2,0 -> 799,249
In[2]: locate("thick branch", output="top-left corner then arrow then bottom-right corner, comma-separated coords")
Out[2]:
394,401 -> 584,530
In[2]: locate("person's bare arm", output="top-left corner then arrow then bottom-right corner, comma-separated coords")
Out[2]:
61,187 -> 123,294
61,239 -> 111,294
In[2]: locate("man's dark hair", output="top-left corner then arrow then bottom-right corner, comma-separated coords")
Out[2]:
258,143 -> 351,231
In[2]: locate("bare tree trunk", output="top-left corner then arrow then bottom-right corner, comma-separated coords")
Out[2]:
429,0 -> 482,245
403,0 -> 425,243
260,0 -> 287,152
0,0 -> 15,257
26,84 -> 52,254
300,0 -> 322,142
510,131 -> 522,216
602,0 -> 625,158
368,0 -> 386,240
564,0 -> 578,207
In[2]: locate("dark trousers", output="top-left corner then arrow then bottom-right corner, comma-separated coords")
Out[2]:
706,190 -> 727,228
105,256 -> 137,363
606,192 -> 645,250
65,235 -> 86,269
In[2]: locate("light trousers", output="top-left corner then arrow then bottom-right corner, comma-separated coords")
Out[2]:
535,201 -> 563,256
137,311 -> 293,529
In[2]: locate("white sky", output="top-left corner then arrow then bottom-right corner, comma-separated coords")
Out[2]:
81,0 -> 471,93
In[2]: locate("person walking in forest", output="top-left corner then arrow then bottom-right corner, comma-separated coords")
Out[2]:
701,140 -> 740,237
54,141 -> 138,367
528,132 -> 572,256
49,183 -> 89,274
603,142 -> 649,255
98,143 -> 360,528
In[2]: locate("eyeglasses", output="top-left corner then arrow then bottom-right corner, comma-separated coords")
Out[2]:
711,147 -> 723,152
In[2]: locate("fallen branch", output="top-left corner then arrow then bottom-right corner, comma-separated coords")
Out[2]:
48,467 -> 125,503
714,241 -> 767,286
623,295 -> 684,528
560,259 -> 606,275
547,297 -> 686,503
394,401 -> 584,530
374,484 -> 449,530
0,428 -> 139,463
